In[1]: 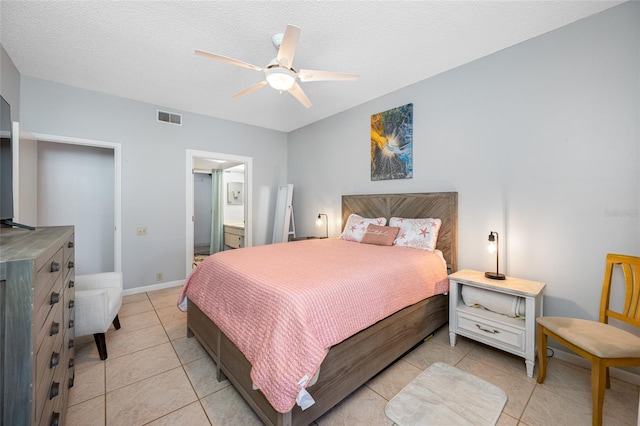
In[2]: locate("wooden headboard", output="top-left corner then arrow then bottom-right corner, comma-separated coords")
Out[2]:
342,192 -> 458,272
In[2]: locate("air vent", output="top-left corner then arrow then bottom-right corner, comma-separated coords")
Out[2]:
157,110 -> 182,125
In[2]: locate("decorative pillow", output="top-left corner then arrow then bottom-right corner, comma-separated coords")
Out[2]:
340,214 -> 387,242
361,224 -> 400,246
389,217 -> 442,251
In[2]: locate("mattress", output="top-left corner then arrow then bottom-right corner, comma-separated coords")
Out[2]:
178,238 -> 449,412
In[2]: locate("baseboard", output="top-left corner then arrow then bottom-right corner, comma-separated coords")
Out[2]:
123,280 -> 184,296
550,346 -> 640,386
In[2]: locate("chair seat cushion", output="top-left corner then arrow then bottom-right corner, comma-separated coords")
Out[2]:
537,316 -> 640,358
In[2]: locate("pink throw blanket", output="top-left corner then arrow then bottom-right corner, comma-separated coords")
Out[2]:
178,238 -> 448,413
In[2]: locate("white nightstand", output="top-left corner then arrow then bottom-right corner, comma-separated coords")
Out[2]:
449,269 -> 545,377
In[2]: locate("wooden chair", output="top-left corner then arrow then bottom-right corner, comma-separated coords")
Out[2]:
537,253 -> 640,426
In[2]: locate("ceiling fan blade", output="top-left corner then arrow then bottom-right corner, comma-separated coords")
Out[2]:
298,69 -> 359,82
276,25 -> 301,68
233,81 -> 268,98
195,49 -> 262,71
288,82 -> 312,108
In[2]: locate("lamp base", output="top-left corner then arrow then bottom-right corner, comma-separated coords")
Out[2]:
485,271 -> 506,280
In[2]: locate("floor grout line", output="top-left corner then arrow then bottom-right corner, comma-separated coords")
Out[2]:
68,289 -> 640,426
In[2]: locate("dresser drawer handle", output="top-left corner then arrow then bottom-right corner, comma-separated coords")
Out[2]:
69,358 -> 75,369
476,324 -> 500,334
68,241 -> 74,248
68,280 -> 75,288
50,292 -> 60,305
68,261 -> 74,269
68,375 -> 75,389
50,412 -> 60,426
68,339 -> 74,349
50,322 -> 60,336
68,319 -> 74,329
69,299 -> 75,309
49,382 -> 60,399
50,352 -> 60,368
50,262 -> 60,272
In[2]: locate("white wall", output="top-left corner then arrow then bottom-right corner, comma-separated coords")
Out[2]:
19,78 -> 288,290
288,2 -> 640,320
223,169 -> 245,224
37,141 -> 115,275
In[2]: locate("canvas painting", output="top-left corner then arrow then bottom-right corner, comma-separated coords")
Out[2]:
370,103 -> 413,181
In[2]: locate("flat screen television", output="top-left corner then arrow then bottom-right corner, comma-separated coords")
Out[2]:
0,95 -> 13,221
0,96 -> 33,230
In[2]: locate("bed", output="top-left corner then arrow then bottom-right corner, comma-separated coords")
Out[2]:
181,192 -> 458,425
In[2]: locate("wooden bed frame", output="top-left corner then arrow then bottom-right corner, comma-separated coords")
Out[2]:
186,192 -> 458,425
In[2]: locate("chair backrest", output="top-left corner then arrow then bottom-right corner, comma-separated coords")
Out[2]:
599,253 -> 640,327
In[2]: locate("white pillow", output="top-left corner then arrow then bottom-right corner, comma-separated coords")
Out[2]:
389,217 -> 442,251
340,214 -> 387,242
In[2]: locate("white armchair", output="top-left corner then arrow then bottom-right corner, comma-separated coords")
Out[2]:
74,272 -> 123,360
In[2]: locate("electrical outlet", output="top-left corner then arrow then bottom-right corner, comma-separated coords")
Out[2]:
156,272 -> 163,281
136,227 -> 147,236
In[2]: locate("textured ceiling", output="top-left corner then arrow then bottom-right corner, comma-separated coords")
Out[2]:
0,1 -> 623,133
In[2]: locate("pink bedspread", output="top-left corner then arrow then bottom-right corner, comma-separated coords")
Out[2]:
178,238 -> 448,413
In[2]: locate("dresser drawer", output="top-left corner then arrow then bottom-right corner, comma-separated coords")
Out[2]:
456,309 -> 525,352
63,306 -> 75,365
63,234 -> 75,267
64,283 -> 75,330
35,274 -> 64,331
37,358 -> 66,426
35,289 -> 65,354
35,309 -> 64,426
64,249 -> 74,284
34,249 -> 64,325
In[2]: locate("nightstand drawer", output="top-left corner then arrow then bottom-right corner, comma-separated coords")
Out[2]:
457,309 -> 525,352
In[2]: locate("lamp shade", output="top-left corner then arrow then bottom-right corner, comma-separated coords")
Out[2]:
265,66 -> 296,91
485,231 -> 505,280
317,213 -> 328,238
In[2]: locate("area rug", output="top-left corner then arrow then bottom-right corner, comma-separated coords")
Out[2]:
385,362 -> 507,426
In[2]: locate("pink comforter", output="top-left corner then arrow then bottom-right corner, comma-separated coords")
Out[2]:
178,238 -> 448,413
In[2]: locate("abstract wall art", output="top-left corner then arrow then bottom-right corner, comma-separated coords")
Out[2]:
370,103 -> 413,181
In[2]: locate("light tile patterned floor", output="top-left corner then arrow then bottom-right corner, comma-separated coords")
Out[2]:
66,285 -> 640,425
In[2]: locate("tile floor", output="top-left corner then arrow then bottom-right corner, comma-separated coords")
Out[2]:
66,285 -> 639,425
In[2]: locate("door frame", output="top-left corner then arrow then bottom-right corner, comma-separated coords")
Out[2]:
28,132 -> 122,272
185,149 -> 252,277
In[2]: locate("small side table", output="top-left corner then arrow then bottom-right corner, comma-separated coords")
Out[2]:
449,269 -> 545,377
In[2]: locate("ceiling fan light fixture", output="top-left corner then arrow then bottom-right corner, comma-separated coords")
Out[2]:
265,66 -> 296,91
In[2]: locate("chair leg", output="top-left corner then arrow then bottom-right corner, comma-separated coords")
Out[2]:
112,314 -> 121,330
537,324 -> 548,383
94,333 -> 108,360
591,358 -> 606,426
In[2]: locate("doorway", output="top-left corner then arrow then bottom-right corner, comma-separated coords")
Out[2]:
185,149 -> 252,277
27,132 -> 122,273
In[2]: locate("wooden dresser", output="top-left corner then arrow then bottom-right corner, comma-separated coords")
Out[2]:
1,226 -> 75,426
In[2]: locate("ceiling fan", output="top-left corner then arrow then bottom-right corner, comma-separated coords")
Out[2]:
195,25 -> 358,108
